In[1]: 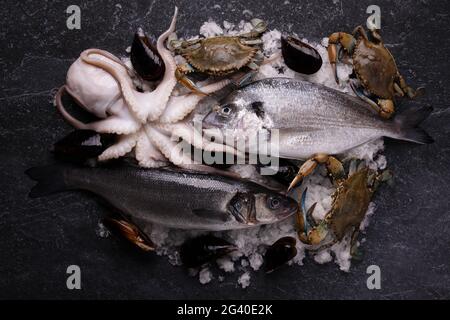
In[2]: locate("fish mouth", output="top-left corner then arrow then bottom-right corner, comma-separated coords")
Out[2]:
202,105 -> 229,130
278,198 -> 299,220
202,111 -> 219,129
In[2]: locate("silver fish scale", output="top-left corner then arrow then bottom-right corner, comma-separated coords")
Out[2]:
228,78 -> 399,159
65,166 -> 283,231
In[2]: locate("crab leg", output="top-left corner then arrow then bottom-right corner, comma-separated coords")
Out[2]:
349,227 -> 361,257
175,64 -> 209,96
393,83 -> 405,97
396,73 -> 425,99
349,80 -> 382,111
351,25 -> 368,38
297,188 -> 318,234
262,52 -> 282,65
349,81 -> 395,119
327,32 -> 356,84
309,239 -> 338,253
170,37 -> 202,49
288,154 -> 344,192
239,19 -> 267,38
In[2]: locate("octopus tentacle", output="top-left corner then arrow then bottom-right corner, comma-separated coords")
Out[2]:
126,7 -> 179,122
98,132 -> 139,161
86,116 -> 140,135
56,86 -> 140,134
80,48 -> 127,67
154,122 -> 243,157
160,79 -> 232,123
145,125 -> 239,178
80,49 -> 146,123
135,130 -> 168,168
55,86 -> 88,129
79,7 -> 178,124
145,125 -> 196,168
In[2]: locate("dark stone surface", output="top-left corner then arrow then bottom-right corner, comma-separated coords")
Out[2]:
1,0 -> 449,299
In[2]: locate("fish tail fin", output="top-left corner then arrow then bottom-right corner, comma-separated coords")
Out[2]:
25,165 -> 68,198
392,106 -> 434,144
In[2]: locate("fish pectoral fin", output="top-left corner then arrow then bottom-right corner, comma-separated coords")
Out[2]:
192,209 -> 232,222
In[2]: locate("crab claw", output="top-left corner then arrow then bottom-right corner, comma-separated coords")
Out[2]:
300,188 -> 318,234
250,18 -> 268,34
407,86 -> 426,99
175,66 -> 208,96
240,18 -> 267,39
350,242 -> 364,260
297,188 -> 319,244
373,169 -> 394,190
300,188 -> 309,234
378,99 -> 395,119
327,41 -> 340,84
328,32 -> 356,85
229,70 -> 257,88
288,157 -> 319,192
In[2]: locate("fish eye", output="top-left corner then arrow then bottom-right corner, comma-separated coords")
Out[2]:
222,106 -> 231,114
268,196 -> 281,210
219,104 -> 233,116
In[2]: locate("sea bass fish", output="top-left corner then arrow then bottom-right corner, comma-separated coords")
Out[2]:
202,78 -> 433,159
26,165 -> 297,231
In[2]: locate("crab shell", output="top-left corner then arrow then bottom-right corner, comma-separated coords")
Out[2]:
326,168 -> 373,241
352,38 -> 398,99
182,37 -> 258,76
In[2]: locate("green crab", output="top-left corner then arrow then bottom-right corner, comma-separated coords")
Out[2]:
328,25 -> 424,119
170,19 -> 267,94
296,161 -> 392,256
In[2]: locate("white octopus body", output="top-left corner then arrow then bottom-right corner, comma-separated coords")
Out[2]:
58,51 -> 141,135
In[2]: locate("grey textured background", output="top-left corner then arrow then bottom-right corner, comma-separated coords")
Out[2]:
1,0 -> 449,299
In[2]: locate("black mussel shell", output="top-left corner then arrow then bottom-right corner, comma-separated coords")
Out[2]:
103,217 -> 155,252
281,35 -> 323,75
264,236 -> 297,273
131,28 -> 165,81
54,130 -> 114,165
257,159 -> 299,187
180,235 -> 237,268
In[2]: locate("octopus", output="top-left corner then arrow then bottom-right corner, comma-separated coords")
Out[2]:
55,7 -> 241,173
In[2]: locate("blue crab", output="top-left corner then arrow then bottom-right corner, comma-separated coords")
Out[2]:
297,161 -> 392,256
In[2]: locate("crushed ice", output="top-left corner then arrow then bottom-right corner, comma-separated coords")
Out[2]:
102,17 -> 388,288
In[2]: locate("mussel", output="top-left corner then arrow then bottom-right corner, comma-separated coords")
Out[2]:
130,27 -> 165,81
257,159 -> 299,187
264,236 -> 297,273
281,35 -> 323,75
54,130 -> 114,165
103,217 -> 155,252
180,235 -> 237,268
